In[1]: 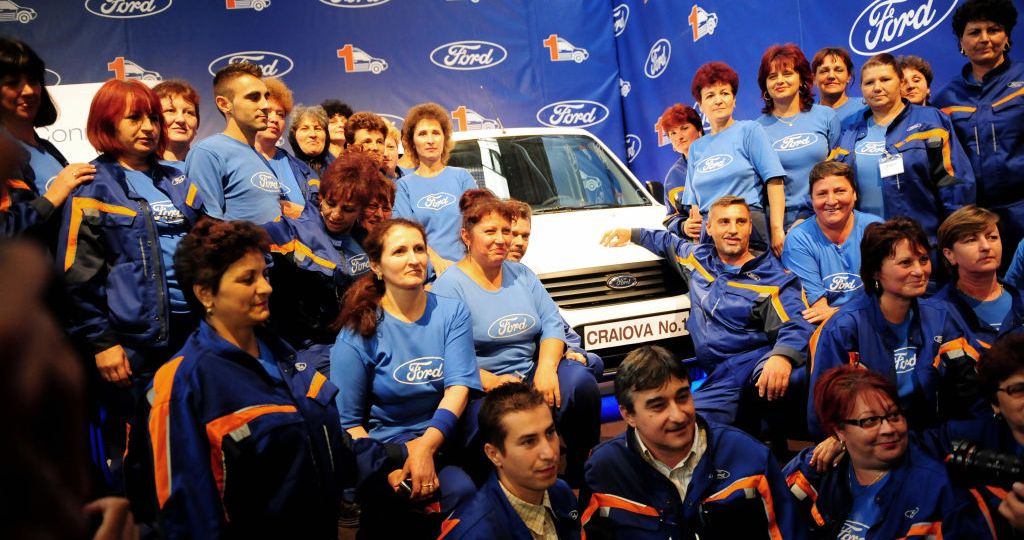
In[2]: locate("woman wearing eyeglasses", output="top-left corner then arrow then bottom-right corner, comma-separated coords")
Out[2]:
807,218 -> 975,438
920,333 -> 1024,538
784,365 -> 991,539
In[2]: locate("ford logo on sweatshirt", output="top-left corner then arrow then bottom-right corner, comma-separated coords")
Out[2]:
488,314 -> 537,339
393,356 -> 444,385
824,272 -> 862,292
772,133 -> 818,152
249,172 -> 281,193
417,192 -> 456,211
348,254 -> 370,275
696,154 -> 733,173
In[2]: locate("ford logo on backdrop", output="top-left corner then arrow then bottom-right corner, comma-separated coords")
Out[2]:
849,0 -> 957,55
644,38 -> 671,79
85,0 -> 173,18
208,51 -> 294,77
536,100 -> 609,128
417,192 -> 456,211
319,0 -> 390,7
487,314 -> 537,339
697,154 -> 733,173
393,357 -> 444,385
772,133 -> 819,152
430,41 -> 507,71
612,4 -> 629,36
44,69 -> 61,86
625,135 -> 641,163
606,273 -> 638,290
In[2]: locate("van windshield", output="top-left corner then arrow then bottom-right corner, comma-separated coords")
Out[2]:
449,134 -> 649,212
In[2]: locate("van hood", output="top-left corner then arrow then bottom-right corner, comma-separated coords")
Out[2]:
520,205 -> 668,275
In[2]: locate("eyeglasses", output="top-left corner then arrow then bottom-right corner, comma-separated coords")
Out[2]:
366,203 -> 392,213
997,383 -> 1024,398
840,411 -> 904,429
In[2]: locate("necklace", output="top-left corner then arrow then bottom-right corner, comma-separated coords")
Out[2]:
855,468 -> 888,487
773,114 -> 796,127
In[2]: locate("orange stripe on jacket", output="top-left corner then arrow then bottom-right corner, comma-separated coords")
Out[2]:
581,492 -> 660,528
149,356 -> 185,508
185,184 -> 198,207
933,337 -> 981,369
269,239 -> 337,271
940,105 -> 977,115
807,309 -> 839,376
676,252 -> 714,283
64,197 -> 138,271
307,371 -> 327,399
205,404 -> 299,513
703,475 -> 783,540
726,281 -> 790,323
895,128 -> 955,177
7,179 -> 30,191
437,518 -> 460,539
895,520 -> 942,539
993,87 -> 1024,108
786,470 -> 825,527
969,488 -> 998,540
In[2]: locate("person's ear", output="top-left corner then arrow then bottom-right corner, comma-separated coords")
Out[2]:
484,442 -> 502,468
215,94 -> 232,116
619,405 -> 637,428
942,247 -> 958,268
194,283 -> 215,314
461,227 -> 471,250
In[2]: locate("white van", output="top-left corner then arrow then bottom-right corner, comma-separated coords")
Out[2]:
448,127 -> 691,375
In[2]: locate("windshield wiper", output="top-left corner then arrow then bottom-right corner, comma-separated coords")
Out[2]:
577,203 -> 618,209
533,205 -> 572,214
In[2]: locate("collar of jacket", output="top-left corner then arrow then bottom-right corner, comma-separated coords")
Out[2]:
850,99 -> 915,141
194,320 -> 298,379
959,57 -> 1015,87
94,153 -> 181,196
937,281 -> 1024,336
817,440 -> 916,531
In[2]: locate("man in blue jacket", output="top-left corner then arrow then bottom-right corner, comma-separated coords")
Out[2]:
580,345 -> 802,539
439,382 -> 580,540
601,195 -> 815,427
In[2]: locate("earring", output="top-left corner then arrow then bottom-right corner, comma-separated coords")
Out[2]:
874,279 -> 881,291
205,304 -> 214,316
762,90 -> 771,103
959,45 -> 966,55
375,271 -> 382,280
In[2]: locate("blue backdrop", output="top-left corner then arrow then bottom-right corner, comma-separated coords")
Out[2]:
5,0 -> 1021,185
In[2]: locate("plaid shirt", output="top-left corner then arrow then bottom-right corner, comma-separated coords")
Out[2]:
499,479 -> 558,540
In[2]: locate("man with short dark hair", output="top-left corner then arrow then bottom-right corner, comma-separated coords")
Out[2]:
579,345 -> 801,539
439,382 -> 580,540
186,62 -> 284,223
601,195 -> 814,427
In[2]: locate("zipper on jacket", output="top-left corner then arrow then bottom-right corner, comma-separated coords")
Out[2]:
322,425 -> 335,474
138,200 -> 169,342
991,123 -> 998,153
973,125 -> 980,155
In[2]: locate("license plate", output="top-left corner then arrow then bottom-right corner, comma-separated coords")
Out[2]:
583,311 -> 689,350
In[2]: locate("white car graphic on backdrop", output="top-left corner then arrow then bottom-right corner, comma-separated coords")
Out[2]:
554,38 -> 589,63
0,0 -> 36,23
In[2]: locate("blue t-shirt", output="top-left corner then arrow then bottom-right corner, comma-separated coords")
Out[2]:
159,159 -> 186,171
1007,241 -> 1024,291
20,140 -> 65,194
185,133 -> 282,224
431,261 -> 565,377
330,293 -> 482,443
853,119 -> 887,217
756,105 -> 841,221
887,314 -> 918,399
833,98 -> 866,128
123,169 -> 189,312
267,148 -> 306,205
392,166 -> 477,262
256,339 -> 282,381
682,120 -> 785,212
959,289 -> 1013,331
840,467 -> 889,540
781,211 -> 884,306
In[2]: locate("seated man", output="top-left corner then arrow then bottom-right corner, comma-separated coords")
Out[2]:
439,382 -> 580,540
601,195 -> 814,426
936,205 -> 1024,348
580,345 -> 801,539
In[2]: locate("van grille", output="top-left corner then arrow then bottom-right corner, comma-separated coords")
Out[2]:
539,260 -> 686,310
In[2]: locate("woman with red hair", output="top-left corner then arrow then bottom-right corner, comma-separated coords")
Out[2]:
784,365 -> 991,539
57,79 -> 206,390
655,103 -> 702,237
755,44 -> 842,230
682,61 -> 788,255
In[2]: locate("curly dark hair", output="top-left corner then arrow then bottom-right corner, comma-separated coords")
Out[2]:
757,43 -> 815,114
952,0 -> 1017,42
978,333 -> 1024,404
860,217 -> 931,296
173,218 -> 270,311
691,61 -> 739,103
321,99 -> 353,120
320,148 -> 377,206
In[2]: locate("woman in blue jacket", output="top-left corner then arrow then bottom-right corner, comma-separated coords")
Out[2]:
933,0 -> 1024,270
829,53 -> 975,251
655,104 -> 702,237
128,219 -> 360,539
808,218 -> 975,437
756,43 -> 841,230
58,79 -> 205,388
331,218 -> 480,538
786,365 -> 993,539
263,150 -> 375,375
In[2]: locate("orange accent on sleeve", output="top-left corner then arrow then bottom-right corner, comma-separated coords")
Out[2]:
437,518 -> 460,539
307,371 -> 328,399
987,486 -> 1008,499
726,281 -> 790,323
786,470 -> 825,527
894,128 -> 954,177
934,337 -> 980,369
63,197 -> 138,271
7,179 -> 31,191
149,356 -> 185,509
580,492 -> 660,527
969,488 -> 998,540
940,106 -> 977,115
827,147 -> 849,160
807,309 -> 839,376
676,253 -> 715,283
895,520 -> 942,539
185,184 -> 197,207
205,404 -> 299,511
703,475 -> 783,540
269,239 -> 338,271
993,87 -> 1024,108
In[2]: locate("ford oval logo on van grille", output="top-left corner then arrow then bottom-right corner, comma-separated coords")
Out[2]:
606,273 -> 638,290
